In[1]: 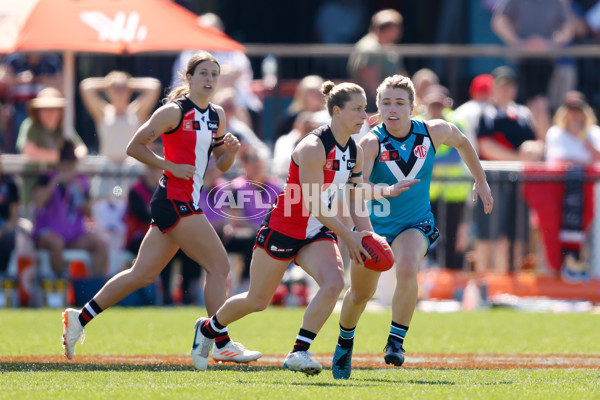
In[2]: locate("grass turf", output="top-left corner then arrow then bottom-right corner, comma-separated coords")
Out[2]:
0,307 -> 599,399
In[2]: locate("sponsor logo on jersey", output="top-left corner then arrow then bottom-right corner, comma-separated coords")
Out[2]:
325,159 -> 340,171
346,159 -> 356,170
380,150 -> 400,162
414,144 -> 428,159
183,120 -> 201,131
207,121 -> 219,131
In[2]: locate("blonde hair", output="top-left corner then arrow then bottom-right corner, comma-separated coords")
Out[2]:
375,74 -> 415,109
288,75 -> 324,113
370,9 -> 403,31
105,70 -> 131,86
321,80 -> 365,116
166,51 -> 220,103
553,103 -> 598,131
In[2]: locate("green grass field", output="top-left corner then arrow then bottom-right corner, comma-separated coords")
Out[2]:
1,306 -> 599,399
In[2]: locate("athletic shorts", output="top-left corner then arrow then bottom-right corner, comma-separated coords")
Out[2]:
150,198 -> 203,233
386,218 -> 440,254
254,225 -> 337,261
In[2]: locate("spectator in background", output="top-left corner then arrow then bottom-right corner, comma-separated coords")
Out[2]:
274,74 -> 328,141
16,88 -> 87,211
313,0 -> 367,78
124,151 -> 163,257
574,1 -> 600,109
491,0 -> 574,139
171,12 -> 262,132
547,91 -> 599,281
212,87 -> 271,164
474,66 -> 544,274
197,158 -> 229,241
0,60 -> 12,153
0,150 -> 19,274
272,111 -> 322,179
0,53 -> 62,153
453,74 -> 495,150
314,0 -> 366,45
523,91 -> 600,282
79,71 -> 161,164
79,71 -> 161,226
546,90 -> 600,163
415,85 -> 472,270
584,1 -> 600,40
411,68 -> 439,117
478,67 -> 544,162
16,87 -> 87,164
31,141 -> 108,278
348,9 -> 406,112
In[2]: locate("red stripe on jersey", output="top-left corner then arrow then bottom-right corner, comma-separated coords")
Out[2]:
268,126 -> 355,240
269,159 -> 311,239
161,98 -> 216,205
163,111 -> 197,202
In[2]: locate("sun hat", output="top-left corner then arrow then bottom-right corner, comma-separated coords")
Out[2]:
29,87 -> 66,109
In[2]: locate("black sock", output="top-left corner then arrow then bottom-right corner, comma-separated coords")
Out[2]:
337,324 -> 355,349
78,299 -> 103,327
292,328 -> 316,353
388,321 -> 408,347
200,315 -> 225,339
215,327 -> 231,349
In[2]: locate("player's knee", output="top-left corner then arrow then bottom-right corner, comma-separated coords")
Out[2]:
204,262 -> 229,282
248,296 -> 270,312
349,287 -> 375,305
320,275 -> 345,298
395,260 -> 419,280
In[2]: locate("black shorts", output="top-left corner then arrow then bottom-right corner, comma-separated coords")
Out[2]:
517,58 -> 554,101
150,198 -> 203,233
254,225 -> 337,261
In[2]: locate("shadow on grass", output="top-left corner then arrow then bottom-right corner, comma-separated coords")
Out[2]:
0,362 -> 282,373
340,373 -> 514,386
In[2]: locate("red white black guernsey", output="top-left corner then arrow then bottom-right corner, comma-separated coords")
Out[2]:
266,124 -> 357,240
159,96 -> 219,208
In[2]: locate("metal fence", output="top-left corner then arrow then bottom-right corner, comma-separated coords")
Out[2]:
2,155 -> 599,279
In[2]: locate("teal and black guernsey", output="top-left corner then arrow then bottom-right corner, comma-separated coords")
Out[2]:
367,119 -> 437,239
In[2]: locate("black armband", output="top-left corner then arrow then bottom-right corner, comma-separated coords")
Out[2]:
213,136 -> 225,147
350,171 -> 362,178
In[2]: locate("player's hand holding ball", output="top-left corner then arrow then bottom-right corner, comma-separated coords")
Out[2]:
361,233 -> 395,271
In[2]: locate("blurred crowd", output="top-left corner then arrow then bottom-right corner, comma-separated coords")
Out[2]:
1,2 -> 599,307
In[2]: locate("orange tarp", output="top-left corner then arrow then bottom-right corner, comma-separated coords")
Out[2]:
0,0 -> 244,54
419,268 -> 600,302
